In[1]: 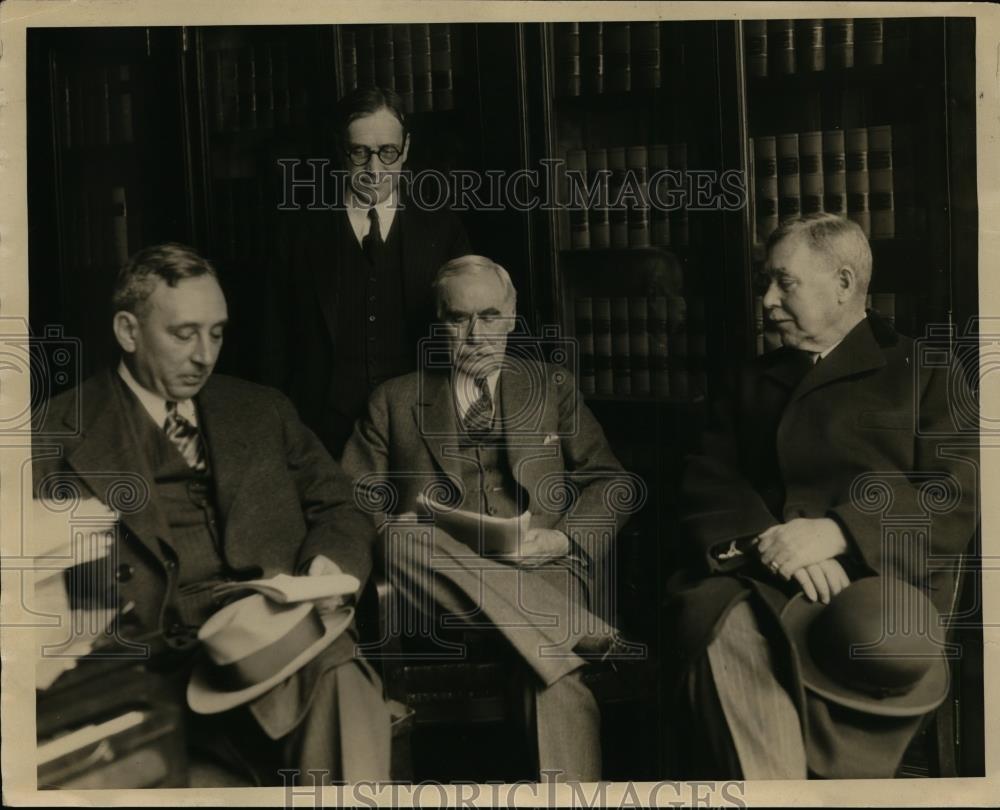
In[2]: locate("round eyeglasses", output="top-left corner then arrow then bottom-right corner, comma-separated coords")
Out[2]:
345,144 -> 404,166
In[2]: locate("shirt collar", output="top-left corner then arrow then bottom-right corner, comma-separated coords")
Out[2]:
117,359 -> 198,428
345,187 -> 399,245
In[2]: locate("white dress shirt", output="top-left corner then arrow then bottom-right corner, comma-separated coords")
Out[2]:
345,189 -> 398,247
117,360 -> 199,429
453,367 -> 501,423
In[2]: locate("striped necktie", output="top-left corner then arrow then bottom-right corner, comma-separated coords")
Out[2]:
462,377 -> 494,439
164,401 -> 207,472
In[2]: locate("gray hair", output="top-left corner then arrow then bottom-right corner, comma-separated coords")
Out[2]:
112,242 -> 218,316
432,255 -> 517,317
766,213 -> 873,295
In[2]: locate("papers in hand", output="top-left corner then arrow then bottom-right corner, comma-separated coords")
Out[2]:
212,573 -> 360,604
416,493 -> 530,554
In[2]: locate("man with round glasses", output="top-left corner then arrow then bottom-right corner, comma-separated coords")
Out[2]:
267,86 -> 470,457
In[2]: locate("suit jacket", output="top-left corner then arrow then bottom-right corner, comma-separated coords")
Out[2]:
32,369 -> 376,658
341,357 -> 630,605
667,312 -> 979,775
263,202 -> 471,455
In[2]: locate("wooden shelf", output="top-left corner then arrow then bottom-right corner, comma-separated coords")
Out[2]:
747,62 -> 939,97
585,393 -> 705,406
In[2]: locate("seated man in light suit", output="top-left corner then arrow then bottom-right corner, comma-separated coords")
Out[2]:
667,213 -> 978,779
342,255 -> 639,782
32,243 -> 390,785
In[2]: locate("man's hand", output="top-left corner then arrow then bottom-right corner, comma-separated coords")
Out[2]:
503,528 -> 570,567
307,554 -> 347,618
790,558 -> 851,604
757,517 -> 849,580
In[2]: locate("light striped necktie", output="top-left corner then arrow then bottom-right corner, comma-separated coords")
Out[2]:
462,377 -> 494,439
164,401 -> 207,472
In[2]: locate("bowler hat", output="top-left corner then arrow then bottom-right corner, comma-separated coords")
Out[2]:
187,593 -> 353,714
781,577 -> 949,717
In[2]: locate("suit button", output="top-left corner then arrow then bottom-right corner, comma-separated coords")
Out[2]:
115,564 -> 134,582
164,559 -> 177,571
368,315 -> 376,322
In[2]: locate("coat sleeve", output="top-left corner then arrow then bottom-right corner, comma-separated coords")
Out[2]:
678,373 -> 781,573
273,390 -> 376,588
828,359 -> 979,584
339,384 -> 393,527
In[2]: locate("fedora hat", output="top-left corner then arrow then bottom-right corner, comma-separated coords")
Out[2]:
187,593 -> 354,715
781,577 -> 949,717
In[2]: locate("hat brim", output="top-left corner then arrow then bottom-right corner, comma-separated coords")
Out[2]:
781,594 -> 949,717
187,607 -> 354,715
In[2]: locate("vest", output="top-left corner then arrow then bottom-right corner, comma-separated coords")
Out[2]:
330,211 -> 412,422
453,416 -> 526,520
121,383 -> 233,627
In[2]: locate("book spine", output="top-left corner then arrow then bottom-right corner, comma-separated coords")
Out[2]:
112,65 -> 134,144
566,149 -> 590,249
581,22 -> 604,95
607,147 -> 629,249
223,49 -> 241,132
631,22 -> 661,90
626,145 -> 650,248
822,129 -> 847,217
776,132 -> 801,223
100,68 -> 112,145
868,124 -> 894,239
110,186 -> 129,267
555,23 -> 582,97
341,30 -> 358,93
411,24 -> 433,112
668,142 -> 688,247
575,298 -> 596,395
826,19 -> 854,69
667,295 -> 688,400
744,20 -> 767,78
768,20 -> 795,75
846,127 -> 870,237
611,297 -> 632,396
356,27 -> 376,88
593,298 -> 614,395
893,124 -> 915,237
258,45 -> 275,129
240,46 -> 258,131
629,296 -> 651,396
431,24 -> 455,110
649,296 -> 669,397
586,148 -> 611,249
795,19 -> 825,72
210,51 -> 225,132
393,24 -> 414,113
604,22 -> 631,93
754,296 -> 765,356
884,19 -> 911,65
60,73 -> 72,148
754,135 -> 779,243
374,25 -> 395,90
648,144 -> 671,247
855,18 -> 884,66
799,130 -> 824,214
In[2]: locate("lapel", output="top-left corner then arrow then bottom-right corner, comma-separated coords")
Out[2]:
789,317 -> 887,403
64,369 -> 172,561
194,378 -> 253,534
308,211 -> 349,344
498,361 -> 552,483
413,368 -> 465,483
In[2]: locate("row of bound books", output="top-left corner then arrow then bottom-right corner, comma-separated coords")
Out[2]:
744,18 -> 909,77
59,65 -> 133,149
207,43 -> 299,133
552,22 -> 683,97
563,144 -> 690,250
754,292 -> 901,355
751,125 -> 914,243
65,186 -> 132,271
214,178 -> 267,264
341,24 -> 457,113
575,296 -> 706,399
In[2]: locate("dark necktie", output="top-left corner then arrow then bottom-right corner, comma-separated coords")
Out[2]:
462,377 -> 494,439
164,401 -> 207,472
363,206 -> 382,264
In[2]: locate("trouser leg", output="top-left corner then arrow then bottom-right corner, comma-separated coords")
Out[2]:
705,599 -> 807,780
533,669 -> 602,782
